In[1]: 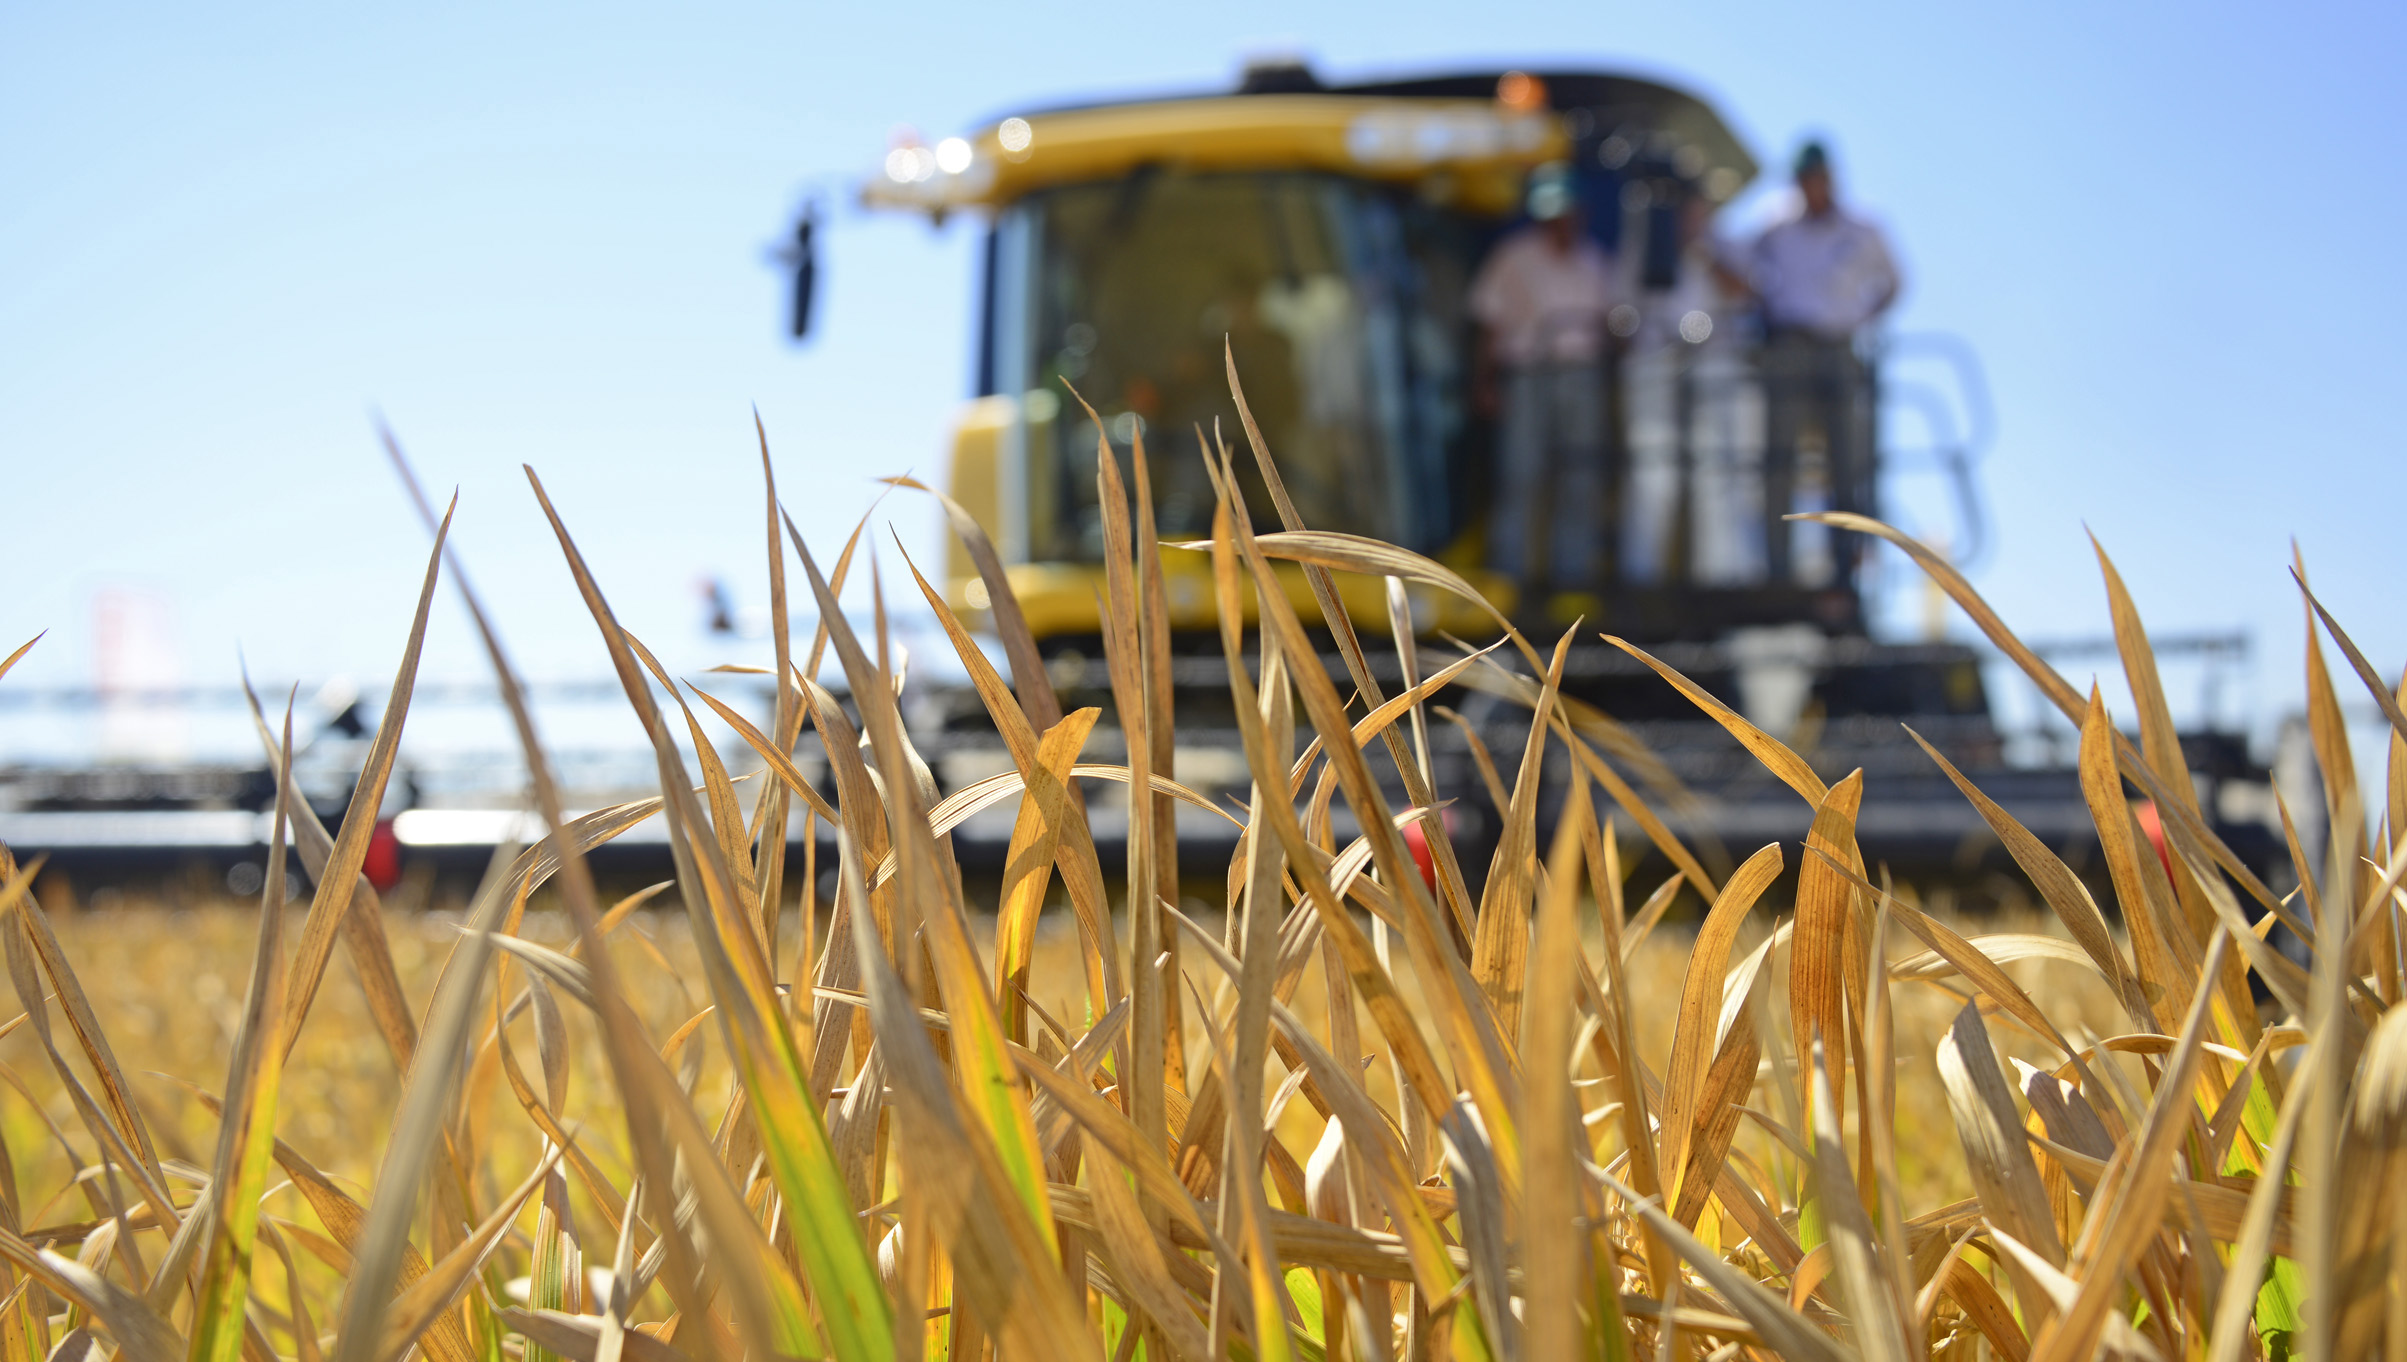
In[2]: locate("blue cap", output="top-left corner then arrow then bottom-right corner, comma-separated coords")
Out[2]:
1526,162 -> 1575,221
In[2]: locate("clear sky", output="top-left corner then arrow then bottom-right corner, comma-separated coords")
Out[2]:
5,1 -> 2402,759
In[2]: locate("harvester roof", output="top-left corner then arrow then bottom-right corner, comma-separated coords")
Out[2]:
863,64 -> 1757,218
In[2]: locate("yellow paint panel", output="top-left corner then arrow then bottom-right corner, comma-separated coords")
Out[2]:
865,95 -> 1565,217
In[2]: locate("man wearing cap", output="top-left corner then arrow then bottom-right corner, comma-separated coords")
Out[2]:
1470,162 -> 1618,610
1733,140 -> 1900,586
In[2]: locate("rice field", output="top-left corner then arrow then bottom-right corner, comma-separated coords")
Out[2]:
0,364 -> 2400,1360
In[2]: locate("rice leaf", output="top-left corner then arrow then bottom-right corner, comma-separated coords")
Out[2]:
276,500 -> 451,1062
1935,1003 -> 2064,1327
190,700 -> 297,1362
1603,635 -> 1827,805
1658,843 -> 1783,1186
1521,782 -> 1595,1362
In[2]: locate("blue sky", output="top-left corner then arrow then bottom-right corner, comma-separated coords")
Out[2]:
4,1 -> 2402,759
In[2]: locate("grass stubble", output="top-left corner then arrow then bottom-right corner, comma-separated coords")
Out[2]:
0,350 -> 2403,1359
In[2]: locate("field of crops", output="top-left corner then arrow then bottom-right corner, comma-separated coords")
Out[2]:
0,367 -> 2400,1360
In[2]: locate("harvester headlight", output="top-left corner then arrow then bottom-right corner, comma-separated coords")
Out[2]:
884,145 -> 938,183
997,117 -> 1034,155
935,137 -> 974,175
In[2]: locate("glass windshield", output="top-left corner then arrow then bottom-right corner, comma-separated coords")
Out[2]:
991,171 -> 1478,561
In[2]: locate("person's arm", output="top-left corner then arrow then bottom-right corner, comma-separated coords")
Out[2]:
1863,223 -> 1902,320
1710,233 -> 1755,300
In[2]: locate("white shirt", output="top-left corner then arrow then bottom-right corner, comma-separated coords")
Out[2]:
1745,207 -> 1900,338
1470,227 -> 1616,367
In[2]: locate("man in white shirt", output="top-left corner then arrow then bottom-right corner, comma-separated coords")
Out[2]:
1470,163 -> 1616,604
1733,141 -> 1900,586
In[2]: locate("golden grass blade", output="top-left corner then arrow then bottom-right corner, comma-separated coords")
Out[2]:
1385,577 -> 1433,784
1521,783 -> 1594,1362
171,1082 -> 476,1362
0,1236 -> 182,1362
2155,810 -> 2320,1023
327,871 -> 535,1362
0,634 -> 42,685
2294,568 -> 2407,742
0,872 -> 175,1226
1211,651 -> 1298,1362
1603,634 -> 1827,804
893,545 -> 1123,1014
1436,660 -> 1693,808
2078,685 -> 2203,1020
1791,771 -> 1864,1102
750,413 -> 797,964
2294,568 -> 2404,1003
1804,1054 -> 1913,1362
1078,1152 -> 1213,1361
880,474 -> 1066,732
1935,1003 -> 2065,1327
1218,354 -> 1489,960
2092,533 -> 2200,817
1804,845 -> 2084,1078
993,709 -> 1098,1044
1178,528 -> 1506,639
498,1311 -> 687,1362
1129,423 -> 1190,1100
1658,843 -> 1783,1184
1434,705 -> 1512,814
1010,1048 -> 1217,1247
1451,649 -> 1720,899
490,993 -> 627,1235
1210,456 -> 1523,1192
191,700 -> 297,1362
906,802 -> 1064,1257
1617,872 -> 1686,964
237,677 -> 417,1069
254,1222 -> 320,1362
877,763 -> 1240,886
2331,1000 -> 2407,1355
2098,538 -> 2270,1052
1196,499 -> 1461,1144
1572,813 -> 1676,1295
683,681 -> 839,827
1592,1168 -> 1848,1362
1471,625 -> 1573,1041
1084,411 -> 1175,1235
1810,510 -> 2285,911
382,434 -> 729,1351
277,500 -> 451,1062
2029,928 -> 2233,1362
1169,911 -> 1495,1360
621,631 -> 766,937
838,835 -> 1098,1360
530,469 -> 890,1360
1668,985 -> 1765,1233
374,1141 -> 563,1362
1903,727 -> 2150,1023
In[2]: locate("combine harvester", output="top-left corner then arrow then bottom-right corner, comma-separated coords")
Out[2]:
2,60 -> 2288,899
832,58 -> 2287,888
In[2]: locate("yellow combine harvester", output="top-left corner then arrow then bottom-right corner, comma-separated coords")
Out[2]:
816,60 -> 2285,883
859,62 -> 1765,639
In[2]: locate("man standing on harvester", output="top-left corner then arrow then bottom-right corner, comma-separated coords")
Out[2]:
1730,140 -> 1900,585
1471,162 -> 1617,617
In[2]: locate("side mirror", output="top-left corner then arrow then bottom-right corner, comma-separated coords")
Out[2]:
789,208 -> 819,340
